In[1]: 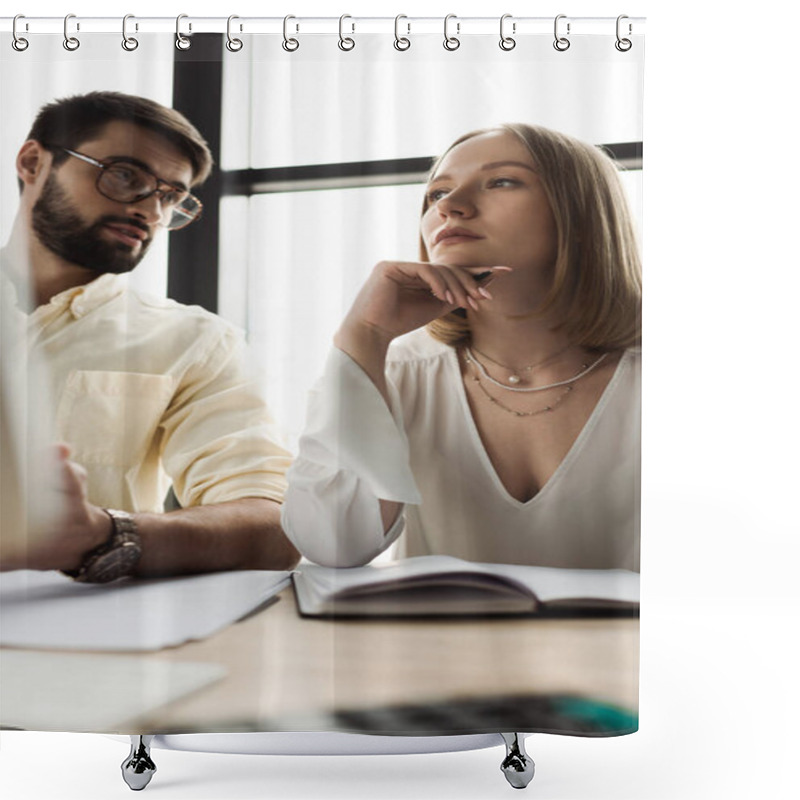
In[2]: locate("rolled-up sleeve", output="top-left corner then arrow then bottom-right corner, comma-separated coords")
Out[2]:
159,327 -> 291,508
282,348 -> 421,567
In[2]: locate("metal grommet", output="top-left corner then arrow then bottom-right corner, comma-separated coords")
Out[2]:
282,15 -> 299,52
338,14 -> 355,51
226,15 -> 243,52
176,13 -> 191,51
12,14 -> 29,51
443,14 -> 460,51
121,14 -> 138,51
394,14 -> 410,51
499,13 -> 516,51
615,15 -> 632,52
553,14 -> 570,52
63,13 -> 80,51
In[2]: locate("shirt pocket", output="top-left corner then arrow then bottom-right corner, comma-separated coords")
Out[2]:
56,371 -> 176,467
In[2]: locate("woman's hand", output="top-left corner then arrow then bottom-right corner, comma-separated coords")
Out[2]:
338,259 -> 507,342
334,260 -> 509,400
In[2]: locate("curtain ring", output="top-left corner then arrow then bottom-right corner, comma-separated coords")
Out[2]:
282,15 -> 299,52
394,15 -> 411,51
176,14 -> 191,51
338,14 -> 355,51
63,13 -> 80,51
12,14 -> 29,51
121,14 -> 138,51
553,14 -> 570,52
615,15 -> 632,52
443,14 -> 460,51
226,15 -> 243,52
499,14 -> 516,51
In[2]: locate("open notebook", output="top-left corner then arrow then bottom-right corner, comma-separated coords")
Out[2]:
293,555 -> 640,617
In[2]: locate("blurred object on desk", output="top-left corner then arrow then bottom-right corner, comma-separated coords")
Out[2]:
0,650 -> 225,731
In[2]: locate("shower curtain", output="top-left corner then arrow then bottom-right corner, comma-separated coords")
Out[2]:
0,13 -> 644,791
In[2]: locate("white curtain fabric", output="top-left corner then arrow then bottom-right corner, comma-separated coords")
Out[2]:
1,21 -> 643,746
0,30 -> 643,445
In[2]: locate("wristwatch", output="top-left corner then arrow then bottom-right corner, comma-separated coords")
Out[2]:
62,508 -> 142,583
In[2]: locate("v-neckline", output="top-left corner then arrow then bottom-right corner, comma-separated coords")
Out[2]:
449,347 -> 632,508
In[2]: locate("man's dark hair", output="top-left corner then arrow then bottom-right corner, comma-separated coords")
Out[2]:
26,91 -> 213,186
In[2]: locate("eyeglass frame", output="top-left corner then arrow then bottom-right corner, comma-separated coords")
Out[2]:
43,144 -> 203,231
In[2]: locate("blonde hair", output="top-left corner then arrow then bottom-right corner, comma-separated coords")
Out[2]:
423,124 -> 642,350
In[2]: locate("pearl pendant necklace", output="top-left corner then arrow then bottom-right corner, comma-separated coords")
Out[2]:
470,342 -> 573,386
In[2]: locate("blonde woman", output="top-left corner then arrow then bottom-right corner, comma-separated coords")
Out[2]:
282,124 -> 641,570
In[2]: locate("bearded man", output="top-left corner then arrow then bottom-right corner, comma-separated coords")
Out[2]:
0,91 -> 298,581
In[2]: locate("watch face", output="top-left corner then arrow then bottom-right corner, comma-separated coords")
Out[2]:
88,542 -> 141,583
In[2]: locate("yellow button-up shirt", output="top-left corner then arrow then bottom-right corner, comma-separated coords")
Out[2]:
6,265 -> 289,513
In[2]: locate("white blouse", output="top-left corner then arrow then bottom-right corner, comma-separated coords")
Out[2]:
282,330 -> 640,571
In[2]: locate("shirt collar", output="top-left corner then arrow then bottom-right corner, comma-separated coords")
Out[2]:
0,247 -> 127,319
57,272 -> 128,319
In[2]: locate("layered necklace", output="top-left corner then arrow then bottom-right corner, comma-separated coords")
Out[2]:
462,346 -> 609,418
470,342 -> 572,385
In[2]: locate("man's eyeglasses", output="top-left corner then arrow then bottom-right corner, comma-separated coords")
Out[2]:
46,145 -> 203,231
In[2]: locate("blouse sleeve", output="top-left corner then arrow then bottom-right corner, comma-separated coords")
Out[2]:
281,347 -> 422,567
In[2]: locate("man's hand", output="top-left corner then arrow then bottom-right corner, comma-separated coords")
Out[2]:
0,444 -> 111,572
1,445 -> 298,576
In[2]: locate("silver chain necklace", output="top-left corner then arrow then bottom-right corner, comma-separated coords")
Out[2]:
469,370 -> 575,417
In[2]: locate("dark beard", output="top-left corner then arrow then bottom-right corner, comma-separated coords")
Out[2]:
31,173 -> 152,275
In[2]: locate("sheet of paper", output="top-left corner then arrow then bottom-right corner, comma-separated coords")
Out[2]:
0,569 -> 291,651
0,650 -> 226,731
